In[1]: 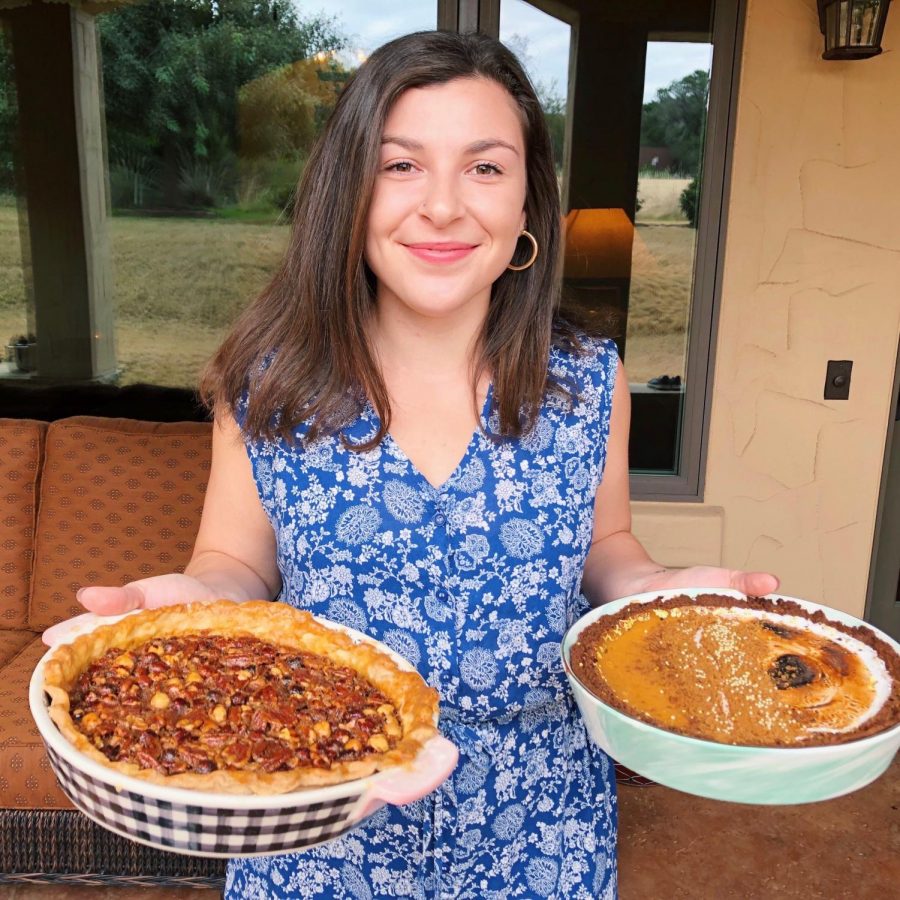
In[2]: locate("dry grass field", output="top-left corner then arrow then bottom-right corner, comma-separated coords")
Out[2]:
0,202 -> 694,387
636,176 -> 692,222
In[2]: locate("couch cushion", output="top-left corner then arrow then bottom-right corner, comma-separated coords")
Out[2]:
0,629 -> 39,668
0,419 -> 45,629
0,637 -> 71,808
29,417 -> 212,631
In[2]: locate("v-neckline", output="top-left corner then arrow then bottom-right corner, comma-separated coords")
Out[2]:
379,382 -> 494,493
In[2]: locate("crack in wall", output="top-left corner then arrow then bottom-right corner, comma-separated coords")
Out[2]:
798,226 -> 900,255
823,521 -> 860,535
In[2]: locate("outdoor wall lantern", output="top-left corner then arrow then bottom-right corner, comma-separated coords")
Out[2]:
817,0 -> 892,59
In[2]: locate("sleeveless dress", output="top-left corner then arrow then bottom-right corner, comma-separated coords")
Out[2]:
225,337 -> 619,900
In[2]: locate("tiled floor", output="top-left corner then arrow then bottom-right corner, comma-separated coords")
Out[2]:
2,755 -> 897,899
617,753 -> 900,899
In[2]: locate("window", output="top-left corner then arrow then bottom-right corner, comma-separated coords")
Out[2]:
0,23 -> 31,377
101,1 -> 441,388
499,0 -> 745,498
2,0 -> 744,501
1,1 -> 438,391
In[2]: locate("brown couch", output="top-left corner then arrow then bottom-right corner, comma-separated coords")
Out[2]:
0,415 -> 227,887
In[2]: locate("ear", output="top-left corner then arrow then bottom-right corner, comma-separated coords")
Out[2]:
519,209 -> 527,232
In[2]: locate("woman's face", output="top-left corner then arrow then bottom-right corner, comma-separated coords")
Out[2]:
365,76 -> 528,325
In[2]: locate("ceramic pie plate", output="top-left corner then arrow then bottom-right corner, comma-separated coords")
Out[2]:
31,610 -> 458,857
561,588 -> 900,805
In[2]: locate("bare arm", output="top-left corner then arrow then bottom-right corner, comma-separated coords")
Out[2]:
580,360 -> 778,606
76,411 -> 281,615
580,360 -> 665,606
183,411 -> 281,597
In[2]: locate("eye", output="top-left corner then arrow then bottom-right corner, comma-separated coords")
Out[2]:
384,160 -> 417,174
471,161 -> 502,177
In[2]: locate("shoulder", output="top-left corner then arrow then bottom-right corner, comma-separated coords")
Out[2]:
233,352 -> 275,431
549,333 -> 619,395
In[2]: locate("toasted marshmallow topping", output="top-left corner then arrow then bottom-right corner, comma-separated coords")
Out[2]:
573,599 -> 898,747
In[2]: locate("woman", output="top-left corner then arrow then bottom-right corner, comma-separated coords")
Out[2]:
71,31 -> 777,899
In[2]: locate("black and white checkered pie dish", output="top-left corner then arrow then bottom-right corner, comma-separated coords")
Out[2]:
30,615 -> 458,858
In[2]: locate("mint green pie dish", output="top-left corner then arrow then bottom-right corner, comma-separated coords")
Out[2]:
561,588 -> 900,805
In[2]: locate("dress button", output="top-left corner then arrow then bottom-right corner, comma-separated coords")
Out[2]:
435,512 -> 447,526
437,589 -> 449,601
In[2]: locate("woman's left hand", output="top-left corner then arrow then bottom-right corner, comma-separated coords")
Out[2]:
640,565 -> 779,598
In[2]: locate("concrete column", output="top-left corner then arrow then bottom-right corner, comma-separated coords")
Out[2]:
567,16 -> 646,219
563,15 -> 648,358
9,1 -> 115,381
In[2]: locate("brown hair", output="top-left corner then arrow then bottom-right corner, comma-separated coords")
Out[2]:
202,30 -> 580,446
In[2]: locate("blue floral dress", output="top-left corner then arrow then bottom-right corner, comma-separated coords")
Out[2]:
225,337 -> 619,899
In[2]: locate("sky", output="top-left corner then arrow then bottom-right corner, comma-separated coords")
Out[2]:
311,0 -> 713,104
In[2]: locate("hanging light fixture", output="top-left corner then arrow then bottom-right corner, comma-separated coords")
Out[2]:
818,0 -> 893,59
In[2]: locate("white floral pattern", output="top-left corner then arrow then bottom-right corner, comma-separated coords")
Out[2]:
226,338 -> 619,899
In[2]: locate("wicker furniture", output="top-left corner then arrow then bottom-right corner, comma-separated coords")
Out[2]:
0,416 -> 226,886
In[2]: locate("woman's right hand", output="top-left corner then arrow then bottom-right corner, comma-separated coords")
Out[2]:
42,574 -> 221,647
77,573 -> 221,616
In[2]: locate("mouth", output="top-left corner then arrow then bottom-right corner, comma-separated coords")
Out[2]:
402,242 -> 478,264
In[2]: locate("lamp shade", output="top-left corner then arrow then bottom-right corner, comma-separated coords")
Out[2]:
817,0 -> 892,59
563,208 -> 634,279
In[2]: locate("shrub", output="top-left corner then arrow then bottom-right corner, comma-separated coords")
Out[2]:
108,155 -> 161,210
176,156 -> 235,209
680,176 -> 700,228
236,155 -> 305,215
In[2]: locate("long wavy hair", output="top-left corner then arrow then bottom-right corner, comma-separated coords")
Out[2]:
202,30 -> 580,446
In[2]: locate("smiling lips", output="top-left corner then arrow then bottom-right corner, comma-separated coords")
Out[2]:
403,242 -> 478,264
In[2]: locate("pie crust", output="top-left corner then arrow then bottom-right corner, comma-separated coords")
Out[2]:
571,593 -> 900,747
43,600 -> 439,793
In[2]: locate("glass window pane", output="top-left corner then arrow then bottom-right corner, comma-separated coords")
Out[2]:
826,3 -> 840,52
499,0 -> 572,182
629,37 -> 713,475
629,41 -> 713,379
855,1 -> 879,45
97,1 -> 437,389
503,0 -> 718,479
0,23 -> 33,378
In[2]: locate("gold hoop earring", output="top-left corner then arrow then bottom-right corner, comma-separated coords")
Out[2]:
507,230 -> 539,271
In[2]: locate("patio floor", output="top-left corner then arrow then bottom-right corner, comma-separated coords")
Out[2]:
1,754 -> 896,899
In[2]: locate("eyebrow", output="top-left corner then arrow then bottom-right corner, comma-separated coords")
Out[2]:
380,136 -> 520,156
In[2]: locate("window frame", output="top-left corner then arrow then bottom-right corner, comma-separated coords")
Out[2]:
629,0 -> 746,501
471,0 -> 748,502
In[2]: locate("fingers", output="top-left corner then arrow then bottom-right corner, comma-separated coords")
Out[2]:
75,574 -> 217,617
731,571 -> 780,597
642,566 -> 780,597
76,583 -> 146,616
45,584 -> 146,648
48,575 -> 216,648
137,573 -> 218,608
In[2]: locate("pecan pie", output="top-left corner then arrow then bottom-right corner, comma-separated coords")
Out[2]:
43,600 -> 439,792
571,594 -> 900,747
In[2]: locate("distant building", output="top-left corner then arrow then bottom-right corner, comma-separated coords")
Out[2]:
639,146 -> 676,172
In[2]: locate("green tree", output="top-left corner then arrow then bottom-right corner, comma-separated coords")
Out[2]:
238,56 -> 349,162
98,0 -> 346,206
0,29 -> 17,194
536,78 -> 566,172
503,34 -> 567,171
640,69 -> 709,175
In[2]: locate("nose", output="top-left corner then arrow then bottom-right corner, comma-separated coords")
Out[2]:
418,171 -> 464,227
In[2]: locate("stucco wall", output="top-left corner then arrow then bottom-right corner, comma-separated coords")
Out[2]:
634,0 -> 900,617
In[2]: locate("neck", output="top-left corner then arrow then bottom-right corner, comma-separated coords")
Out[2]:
370,289 -> 489,384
